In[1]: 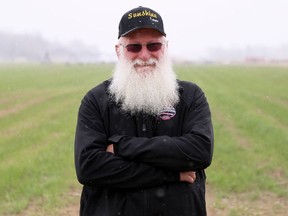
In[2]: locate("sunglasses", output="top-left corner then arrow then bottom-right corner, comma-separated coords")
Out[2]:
119,42 -> 165,53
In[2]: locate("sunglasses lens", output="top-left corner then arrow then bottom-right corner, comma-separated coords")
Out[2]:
147,43 -> 163,52
124,43 -> 163,53
126,44 -> 142,53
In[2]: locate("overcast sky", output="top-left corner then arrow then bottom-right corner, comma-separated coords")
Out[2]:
1,0 -> 288,60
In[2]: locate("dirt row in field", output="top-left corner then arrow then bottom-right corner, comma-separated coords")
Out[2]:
10,181 -> 287,216
57,186 -> 288,216
206,186 -> 288,216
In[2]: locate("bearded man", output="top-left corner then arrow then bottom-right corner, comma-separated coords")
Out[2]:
74,6 -> 214,216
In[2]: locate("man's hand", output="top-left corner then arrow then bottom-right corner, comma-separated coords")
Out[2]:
106,144 -> 114,153
180,171 -> 196,184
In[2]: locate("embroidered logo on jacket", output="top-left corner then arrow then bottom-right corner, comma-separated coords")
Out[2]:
157,106 -> 176,120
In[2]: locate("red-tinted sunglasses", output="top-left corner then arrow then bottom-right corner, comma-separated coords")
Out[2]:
120,42 -> 165,53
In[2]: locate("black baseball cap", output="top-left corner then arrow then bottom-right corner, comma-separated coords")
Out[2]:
118,6 -> 166,39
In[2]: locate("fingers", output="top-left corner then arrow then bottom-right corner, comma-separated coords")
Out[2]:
187,174 -> 196,184
179,171 -> 197,184
106,144 -> 114,153
191,172 -> 196,181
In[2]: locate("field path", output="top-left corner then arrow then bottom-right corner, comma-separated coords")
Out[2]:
56,186 -> 288,216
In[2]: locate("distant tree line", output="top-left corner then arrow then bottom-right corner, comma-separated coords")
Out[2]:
0,31 -> 101,63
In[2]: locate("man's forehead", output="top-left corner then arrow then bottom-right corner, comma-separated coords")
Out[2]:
123,28 -> 164,40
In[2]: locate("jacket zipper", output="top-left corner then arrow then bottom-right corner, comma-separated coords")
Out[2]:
142,114 -> 147,134
144,189 -> 148,216
141,114 -> 148,216
142,122 -> 147,133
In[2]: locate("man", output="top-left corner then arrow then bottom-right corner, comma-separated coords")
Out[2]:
74,6 -> 214,216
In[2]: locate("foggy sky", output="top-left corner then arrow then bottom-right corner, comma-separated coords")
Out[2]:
1,0 -> 288,60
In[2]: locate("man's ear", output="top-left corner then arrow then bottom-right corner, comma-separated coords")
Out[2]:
115,45 -> 121,59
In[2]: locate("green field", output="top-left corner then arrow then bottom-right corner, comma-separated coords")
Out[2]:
0,64 -> 287,215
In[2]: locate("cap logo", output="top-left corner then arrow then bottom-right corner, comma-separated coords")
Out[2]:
127,10 -> 158,19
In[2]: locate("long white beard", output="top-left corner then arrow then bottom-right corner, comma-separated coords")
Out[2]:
108,51 -> 179,115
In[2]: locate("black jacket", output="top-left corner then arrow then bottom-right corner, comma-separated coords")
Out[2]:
74,79 -> 214,216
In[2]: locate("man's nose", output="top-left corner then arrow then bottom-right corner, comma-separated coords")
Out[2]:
137,46 -> 151,61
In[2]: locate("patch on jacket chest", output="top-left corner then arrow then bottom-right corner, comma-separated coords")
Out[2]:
157,106 -> 176,120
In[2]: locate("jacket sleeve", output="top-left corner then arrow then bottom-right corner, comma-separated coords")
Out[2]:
74,91 -> 179,189
111,84 -> 214,172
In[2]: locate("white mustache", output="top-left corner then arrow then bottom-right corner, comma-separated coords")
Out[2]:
133,59 -> 157,67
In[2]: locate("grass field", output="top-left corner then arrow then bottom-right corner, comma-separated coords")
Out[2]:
0,64 -> 287,215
